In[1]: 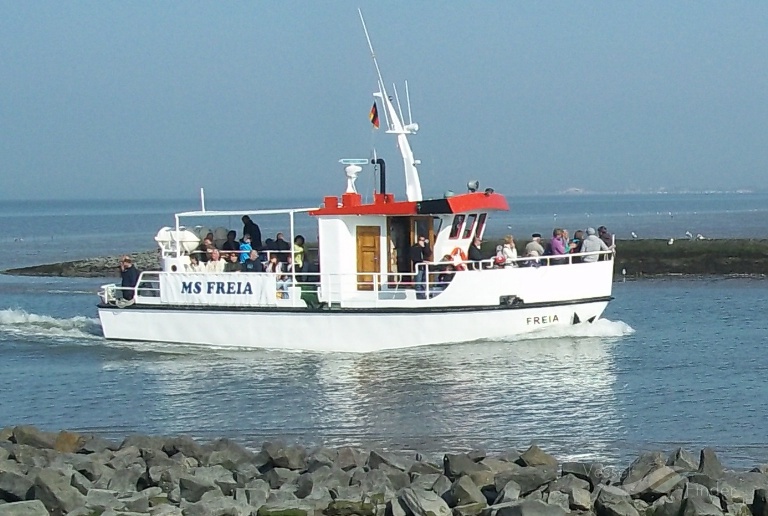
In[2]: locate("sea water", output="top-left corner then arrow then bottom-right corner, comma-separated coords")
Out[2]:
0,194 -> 767,468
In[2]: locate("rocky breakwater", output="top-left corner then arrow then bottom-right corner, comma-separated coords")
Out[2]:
1,427 -> 768,516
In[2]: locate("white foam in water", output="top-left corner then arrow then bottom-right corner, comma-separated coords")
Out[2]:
0,308 -> 103,341
510,318 -> 634,342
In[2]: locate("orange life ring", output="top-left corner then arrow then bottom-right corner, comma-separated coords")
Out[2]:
450,247 -> 468,262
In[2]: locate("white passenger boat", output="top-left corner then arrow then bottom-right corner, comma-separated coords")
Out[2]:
97,18 -> 615,353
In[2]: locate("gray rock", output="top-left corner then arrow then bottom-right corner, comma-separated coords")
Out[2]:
79,434 -> 119,454
70,469 -> 93,495
649,495 -> 682,516
517,446 -> 558,469
0,450 -> 8,464
667,449 -> 698,472
33,468 -> 87,514
479,459 -> 518,476
331,485 -> 366,502
151,506 -> 184,516
561,462 -> 605,490
568,487 -> 591,511
468,470 -> 496,491
307,446 -> 338,472
711,471 -> 768,504
622,465 -> 686,501
194,465 -> 238,496
120,434 -> 166,451
0,471 -> 34,502
295,472 -> 314,499
496,499 -> 567,516
753,465 -> 768,475
621,453 -> 667,487
683,482 -> 710,500
335,447 -> 368,471
162,436 -> 206,463
411,473 -> 443,491
9,444 -> 53,468
387,498 -> 408,516
120,491 -> 151,512
432,475 -> 453,498
265,488 -> 299,504
303,485 -> 333,511
454,502 -> 488,516
84,488 -> 122,512
263,441 -> 307,471
369,450 -> 414,472
631,499 -> 649,515
447,475 -> 487,508
325,499 -> 377,516
309,465 -> 351,490
546,490 -> 569,512
445,454 -> 487,479
243,478 -> 270,507
494,465 -> 557,496
410,461 -> 443,476
265,467 -> 300,489
178,473 -> 221,503
183,496 -> 253,516
468,450 -> 487,463
109,445 -> 145,470
206,439 -> 259,470
596,485 -> 637,516
686,474 -> 717,491
11,426 -> 56,450
726,502 -> 751,516
107,463 -> 146,493
399,487 -> 452,516
493,480 -> 521,505
0,461 -> 24,477
681,496 -> 723,516
754,489 -> 768,516
697,449 -> 724,481
547,474 -> 590,494
0,500 -> 49,516
352,468 -> 396,501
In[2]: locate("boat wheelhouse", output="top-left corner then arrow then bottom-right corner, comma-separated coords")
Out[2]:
96,14 -> 615,352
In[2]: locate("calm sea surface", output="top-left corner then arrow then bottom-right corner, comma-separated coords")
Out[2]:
1,194 -> 767,468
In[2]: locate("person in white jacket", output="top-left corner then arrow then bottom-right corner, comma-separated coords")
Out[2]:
580,227 -> 611,262
502,235 -> 518,267
205,249 -> 226,273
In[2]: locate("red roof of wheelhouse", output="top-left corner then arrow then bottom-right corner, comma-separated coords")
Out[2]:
310,191 -> 509,217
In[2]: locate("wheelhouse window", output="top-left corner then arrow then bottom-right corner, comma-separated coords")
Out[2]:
474,213 -> 487,239
449,215 -> 465,239
462,214 -> 477,239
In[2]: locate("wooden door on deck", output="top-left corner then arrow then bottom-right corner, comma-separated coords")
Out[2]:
356,226 -> 380,290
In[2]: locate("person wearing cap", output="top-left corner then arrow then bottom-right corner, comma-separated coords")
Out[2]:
580,227 -> 611,262
525,233 -> 545,256
119,255 -> 140,300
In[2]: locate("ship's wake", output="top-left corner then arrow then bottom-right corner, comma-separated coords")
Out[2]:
505,318 -> 634,342
0,308 -> 103,341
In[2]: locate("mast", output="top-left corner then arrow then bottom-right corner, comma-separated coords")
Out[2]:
358,9 -> 423,202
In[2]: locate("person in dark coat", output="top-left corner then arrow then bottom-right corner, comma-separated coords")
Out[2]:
409,235 -> 432,297
274,232 -> 291,262
467,237 -> 484,269
119,255 -> 140,300
241,215 -> 263,250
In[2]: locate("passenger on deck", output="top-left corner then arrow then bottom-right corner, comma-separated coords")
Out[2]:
238,234 -> 253,264
242,216 -> 263,250
119,255 -> 140,300
221,230 -> 240,252
206,249 -> 226,273
467,237 -> 484,269
581,227 -> 611,262
435,263 -> 456,291
224,252 -> 241,272
265,255 -> 280,273
276,256 -> 294,298
598,226 -> 613,247
549,228 -> 567,265
525,233 -> 545,256
242,250 -> 264,273
274,232 -> 291,262
187,255 -> 203,272
410,235 -> 431,294
293,235 -> 305,279
193,237 -> 214,263
502,235 -> 518,267
521,250 -> 541,268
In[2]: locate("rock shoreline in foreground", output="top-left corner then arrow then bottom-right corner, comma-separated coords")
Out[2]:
1,426 -> 768,516
4,239 -> 768,278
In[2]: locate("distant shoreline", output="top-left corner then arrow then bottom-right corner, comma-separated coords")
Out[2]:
3,239 -> 768,278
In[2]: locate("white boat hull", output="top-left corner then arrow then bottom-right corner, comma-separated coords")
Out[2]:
97,299 -> 610,353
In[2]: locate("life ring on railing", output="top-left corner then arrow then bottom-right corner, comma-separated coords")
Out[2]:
450,247 -> 468,271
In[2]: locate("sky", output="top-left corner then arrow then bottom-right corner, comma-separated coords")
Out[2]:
1,1 -> 767,201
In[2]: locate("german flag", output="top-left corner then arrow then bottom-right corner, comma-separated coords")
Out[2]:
369,101 -> 380,129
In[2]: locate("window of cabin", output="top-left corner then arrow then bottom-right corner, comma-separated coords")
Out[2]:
449,215 -> 465,239
432,216 -> 443,236
475,213 -> 487,239
462,214 -> 477,239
